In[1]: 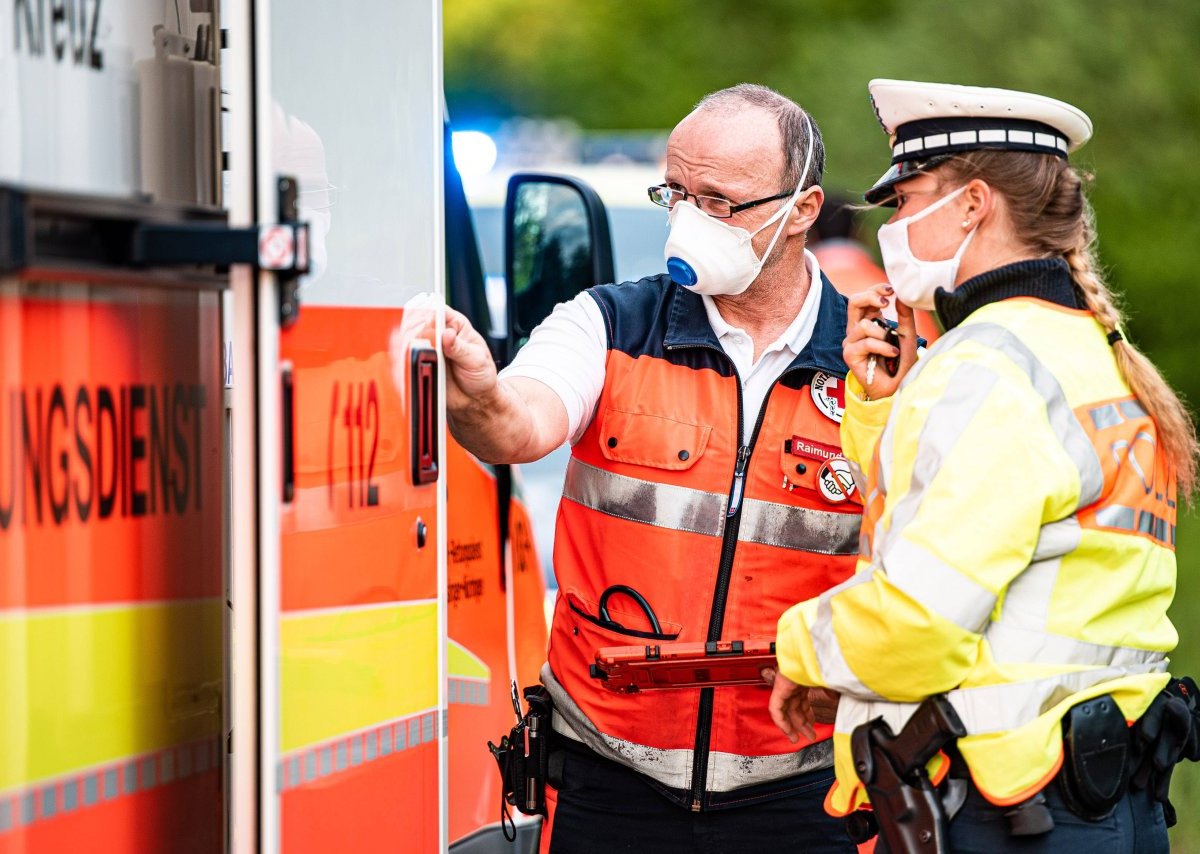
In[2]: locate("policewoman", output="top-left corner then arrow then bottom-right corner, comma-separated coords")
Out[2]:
770,79 -> 1198,851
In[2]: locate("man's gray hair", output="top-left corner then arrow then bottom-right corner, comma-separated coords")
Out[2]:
695,84 -> 825,193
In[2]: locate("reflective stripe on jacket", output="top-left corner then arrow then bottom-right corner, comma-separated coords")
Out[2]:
776,264 -> 1177,814
546,273 -> 862,806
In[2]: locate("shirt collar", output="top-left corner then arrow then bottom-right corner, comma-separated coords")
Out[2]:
699,250 -> 824,358
665,250 -> 849,375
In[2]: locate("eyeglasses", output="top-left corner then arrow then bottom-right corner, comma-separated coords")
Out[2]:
646,184 -> 793,219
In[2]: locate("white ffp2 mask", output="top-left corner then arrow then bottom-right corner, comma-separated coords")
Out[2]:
876,184 -> 976,311
663,117 -> 816,297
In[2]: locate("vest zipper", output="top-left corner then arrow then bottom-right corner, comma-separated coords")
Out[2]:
727,445 -> 751,517
688,366 -> 786,810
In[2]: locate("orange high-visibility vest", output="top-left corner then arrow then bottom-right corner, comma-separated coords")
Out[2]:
543,274 -> 862,809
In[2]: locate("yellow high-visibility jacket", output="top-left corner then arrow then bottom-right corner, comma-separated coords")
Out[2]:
776,259 -> 1177,815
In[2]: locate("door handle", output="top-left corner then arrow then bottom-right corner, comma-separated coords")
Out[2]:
282,363 -> 295,502
411,347 -> 439,485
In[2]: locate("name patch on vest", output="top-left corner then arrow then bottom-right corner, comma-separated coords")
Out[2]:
785,436 -> 842,462
810,372 -> 846,423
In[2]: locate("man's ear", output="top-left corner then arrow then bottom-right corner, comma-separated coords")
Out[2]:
788,185 -> 824,237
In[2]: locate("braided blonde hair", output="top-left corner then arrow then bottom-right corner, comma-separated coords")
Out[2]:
937,151 -> 1198,496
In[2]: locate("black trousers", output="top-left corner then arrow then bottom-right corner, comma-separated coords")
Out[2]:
945,777 -> 1168,853
545,741 -> 855,854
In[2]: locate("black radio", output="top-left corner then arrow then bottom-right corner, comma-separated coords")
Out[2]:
488,683 -> 553,839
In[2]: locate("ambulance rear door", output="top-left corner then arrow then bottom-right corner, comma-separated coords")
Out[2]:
1,2 -> 229,851
248,0 -> 449,851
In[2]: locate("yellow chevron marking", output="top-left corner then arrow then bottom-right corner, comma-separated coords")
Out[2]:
448,638 -> 490,681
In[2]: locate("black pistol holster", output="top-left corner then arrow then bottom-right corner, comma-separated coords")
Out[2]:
488,683 -> 552,839
847,695 -> 967,854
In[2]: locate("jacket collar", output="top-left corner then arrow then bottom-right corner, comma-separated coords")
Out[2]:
664,271 -> 849,376
935,257 -> 1083,330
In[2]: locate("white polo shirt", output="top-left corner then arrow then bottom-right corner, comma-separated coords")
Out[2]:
500,250 -> 825,445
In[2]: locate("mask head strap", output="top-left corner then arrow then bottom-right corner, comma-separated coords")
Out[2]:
752,114 -> 817,264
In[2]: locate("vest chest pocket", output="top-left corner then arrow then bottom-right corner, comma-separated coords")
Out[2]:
599,408 -> 712,471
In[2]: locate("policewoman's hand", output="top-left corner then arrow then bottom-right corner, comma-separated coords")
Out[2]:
844,284 -> 919,400
441,306 -> 499,414
767,669 -> 840,743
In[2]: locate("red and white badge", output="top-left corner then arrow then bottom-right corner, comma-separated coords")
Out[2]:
810,371 -> 847,423
817,457 -> 857,503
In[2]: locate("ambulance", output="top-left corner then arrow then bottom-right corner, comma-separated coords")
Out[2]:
0,1 -> 612,851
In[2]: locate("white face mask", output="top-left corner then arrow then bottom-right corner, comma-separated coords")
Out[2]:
876,184 -> 977,311
663,117 -> 816,297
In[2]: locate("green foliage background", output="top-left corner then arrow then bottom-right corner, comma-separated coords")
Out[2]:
447,0 -> 1200,845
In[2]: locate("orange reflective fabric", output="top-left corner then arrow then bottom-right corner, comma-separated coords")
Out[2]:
1075,394 -> 1176,547
550,341 -> 861,774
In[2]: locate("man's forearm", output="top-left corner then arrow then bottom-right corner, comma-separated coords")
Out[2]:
447,378 -> 546,464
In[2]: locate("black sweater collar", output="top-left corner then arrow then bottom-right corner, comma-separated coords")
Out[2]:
934,258 -> 1083,331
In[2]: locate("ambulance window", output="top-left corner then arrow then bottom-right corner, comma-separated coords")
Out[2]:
268,1 -> 441,308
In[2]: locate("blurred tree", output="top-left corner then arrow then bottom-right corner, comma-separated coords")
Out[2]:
447,1 -> 1200,845
447,0 -> 1200,398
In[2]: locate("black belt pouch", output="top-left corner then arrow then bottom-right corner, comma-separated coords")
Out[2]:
1059,694 -> 1131,820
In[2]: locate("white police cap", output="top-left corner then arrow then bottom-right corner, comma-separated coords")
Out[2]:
864,79 -> 1093,205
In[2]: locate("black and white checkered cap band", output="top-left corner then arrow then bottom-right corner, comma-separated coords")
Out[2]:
890,117 -> 1069,165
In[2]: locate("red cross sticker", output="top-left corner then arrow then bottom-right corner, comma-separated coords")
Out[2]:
826,377 -> 846,409
811,371 -> 847,423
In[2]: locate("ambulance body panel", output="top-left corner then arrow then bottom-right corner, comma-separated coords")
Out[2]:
1,0 -> 574,851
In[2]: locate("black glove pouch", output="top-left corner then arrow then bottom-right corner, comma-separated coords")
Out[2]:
1059,694 -> 1130,821
488,685 -> 553,839
1130,675 -> 1200,827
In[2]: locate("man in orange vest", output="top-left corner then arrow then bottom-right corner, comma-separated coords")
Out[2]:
445,85 -> 871,853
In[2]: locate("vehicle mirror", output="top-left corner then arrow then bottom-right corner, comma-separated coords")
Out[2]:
504,173 -> 615,355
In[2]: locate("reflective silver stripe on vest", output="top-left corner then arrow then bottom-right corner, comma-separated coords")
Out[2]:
881,361 -> 1001,554
1096,504 -> 1176,546
995,517 -> 1082,634
1090,399 -> 1150,431
562,458 -> 728,537
962,324 -> 1105,505
809,572 -> 884,699
737,497 -> 860,555
875,362 -> 1004,634
986,515 -> 1165,668
835,659 -> 1168,737
1031,516 -> 1083,563
985,621 -> 1168,668
1096,505 -> 1136,530
541,664 -> 832,792
883,537 -> 997,633
883,322 -> 1105,512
